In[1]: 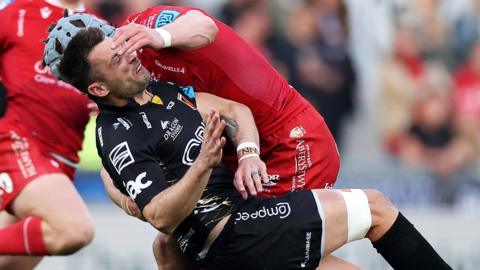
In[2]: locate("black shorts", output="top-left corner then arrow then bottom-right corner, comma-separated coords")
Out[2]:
202,190 -> 324,270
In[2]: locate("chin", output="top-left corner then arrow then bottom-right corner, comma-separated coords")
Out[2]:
136,77 -> 150,91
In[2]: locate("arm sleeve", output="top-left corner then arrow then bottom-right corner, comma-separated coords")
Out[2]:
126,5 -> 209,29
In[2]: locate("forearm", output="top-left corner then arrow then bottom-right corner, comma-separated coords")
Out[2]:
143,160 -> 213,234
221,106 -> 259,149
196,93 -> 259,148
160,10 -> 218,50
100,167 -> 125,208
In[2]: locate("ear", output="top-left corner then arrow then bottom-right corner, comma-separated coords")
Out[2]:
87,82 -> 109,97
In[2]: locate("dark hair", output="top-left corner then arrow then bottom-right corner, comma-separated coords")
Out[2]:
58,27 -> 105,94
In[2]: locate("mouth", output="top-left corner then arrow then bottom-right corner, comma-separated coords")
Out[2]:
135,63 -> 142,74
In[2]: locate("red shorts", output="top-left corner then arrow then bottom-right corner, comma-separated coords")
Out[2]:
223,106 -> 340,197
0,119 -> 76,211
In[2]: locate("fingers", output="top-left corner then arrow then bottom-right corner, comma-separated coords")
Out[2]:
234,157 -> 269,199
200,111 -> 226,167
205,111 -> 225,141
258,162 -> 269,184
126,198 -> 139,215
112,23 -> 149,54
122,33 -> 149,54
251,171 -> 263,194
234,175 -> 248,200
126,197 -> 147,222
244,174 -> 258,197
112,23 -> 137,49
233,171 -> 260,199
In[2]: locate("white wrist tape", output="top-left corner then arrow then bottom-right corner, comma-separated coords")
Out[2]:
155,27 -> 172,48
339,189 -> 372,242
237,142 -> 259,152
238,153 -> 259,162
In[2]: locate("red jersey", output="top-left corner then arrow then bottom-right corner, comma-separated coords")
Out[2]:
0,0 -> 93,163
454,64 -> 480,123
127,6 -> 310,137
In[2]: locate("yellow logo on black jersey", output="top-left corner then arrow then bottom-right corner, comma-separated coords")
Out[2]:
151,95 -> 164,105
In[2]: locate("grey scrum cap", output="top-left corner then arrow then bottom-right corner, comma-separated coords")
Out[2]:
43,13 -> 116,79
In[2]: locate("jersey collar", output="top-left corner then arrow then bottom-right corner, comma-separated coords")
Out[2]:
96,98 -> 141,112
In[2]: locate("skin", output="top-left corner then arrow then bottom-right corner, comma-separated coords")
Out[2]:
93,35 -> 269,199
88,36 -> 401,270
108,10 -> 266,199
111,10 -> 218,54
0,213 -> 42,270
0,1 -> 93,269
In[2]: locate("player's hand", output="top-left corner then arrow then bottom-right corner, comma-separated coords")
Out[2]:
198,111 -> 226,168
111,23 -> 166,55
234,156 -> 268,200
100,167 -> 146,222
121,196 -> 147,222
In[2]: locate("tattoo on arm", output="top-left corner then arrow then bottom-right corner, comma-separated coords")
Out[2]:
220,115 -> 239,146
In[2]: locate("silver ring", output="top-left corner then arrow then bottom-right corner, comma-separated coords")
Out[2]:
251,171 -> 259,177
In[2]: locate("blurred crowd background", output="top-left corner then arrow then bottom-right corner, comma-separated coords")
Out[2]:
35,1 -> 480,269
76,0 -> 480,209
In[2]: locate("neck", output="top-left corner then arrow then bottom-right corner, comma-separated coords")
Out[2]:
134,90 -> 152,105
102,89 -> 150,107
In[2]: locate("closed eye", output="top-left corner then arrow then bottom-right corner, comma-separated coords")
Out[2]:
111,53 -> 121,66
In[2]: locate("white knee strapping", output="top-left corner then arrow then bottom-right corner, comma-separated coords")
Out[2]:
311,191 -> 326,257
339,189 -> 372,242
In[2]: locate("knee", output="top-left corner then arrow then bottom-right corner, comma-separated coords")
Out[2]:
153,233 -> 175,256
51,220 -> 94,255
363,189 -> 398,238
364,189 -> 397,216
364,189 -> 390,204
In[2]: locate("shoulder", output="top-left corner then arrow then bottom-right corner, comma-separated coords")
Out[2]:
96,113 -> 139,149
149,80 -> 198,109
96,113 -> 146,171
148,80 -> 182,98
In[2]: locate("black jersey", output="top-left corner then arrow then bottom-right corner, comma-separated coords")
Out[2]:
96,81 -> 242,260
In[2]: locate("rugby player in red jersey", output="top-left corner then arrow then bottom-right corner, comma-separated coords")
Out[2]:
44,20 -> 452,270
85,5 -> 342,269
114,5 -> 340,200
0,1 -> 97,269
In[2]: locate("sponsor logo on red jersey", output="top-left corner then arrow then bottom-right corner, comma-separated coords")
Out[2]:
40,6 -> 52,19
0,173 -> 14,196
155,10 -> 180,28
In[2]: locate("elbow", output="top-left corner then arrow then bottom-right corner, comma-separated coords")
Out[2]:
189,10 -> 218,45
205,18 -> 218,43
143,205 -> 178,234
233,102 -> 252,117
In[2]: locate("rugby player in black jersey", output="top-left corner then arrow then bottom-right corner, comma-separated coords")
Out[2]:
43,23 -> 452,270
